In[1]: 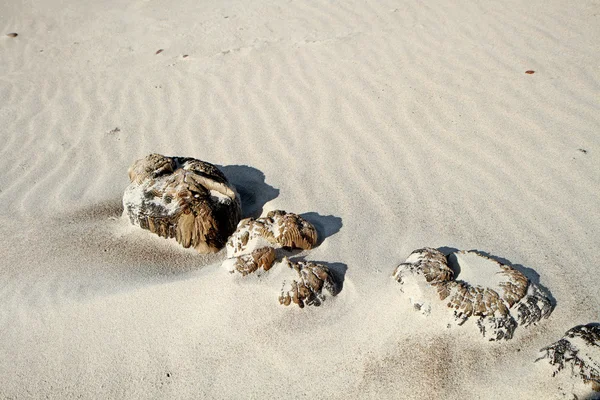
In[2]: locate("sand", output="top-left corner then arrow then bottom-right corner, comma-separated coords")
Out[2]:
1,0 -> 599,398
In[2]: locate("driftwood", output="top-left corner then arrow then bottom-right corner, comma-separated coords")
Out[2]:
226,210 -> 318,258
222,211 -> 337,307
279,259 -> 337,308
538,323 -> 600,392
226,247 -> 277,276
123,154 -> 241,253
393,248 -> 552,341
223,210 -> 317,277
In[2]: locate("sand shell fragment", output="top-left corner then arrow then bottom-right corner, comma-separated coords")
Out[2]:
279,259 -> 337,308
538,324 -> 600,392
123,154 -> 241,253
226,210 -> 318,257
393,248 -> 552,340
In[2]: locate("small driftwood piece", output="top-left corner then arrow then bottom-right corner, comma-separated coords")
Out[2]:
538,324 -> 600,392
223,211 -> 336,308
227,247 -> 277,276
393,248 -> 552,341
223,210 -> 317,276
279,259 -> 337,308
123,153 -> 241,253
226,210 -> 317,257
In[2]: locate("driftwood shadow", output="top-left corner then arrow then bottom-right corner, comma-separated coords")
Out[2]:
300,212 -> 343,245
219,164 -> 279,218
438,246 -> 460,275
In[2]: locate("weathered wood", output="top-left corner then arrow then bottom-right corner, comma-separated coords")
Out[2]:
228,247 -> 277,276
222,210 -> 335,307
123,154 -> 241,253
226,210 -> 317,257
538,324 -> 600,391
393,248 -> 552,341
279,259 -> 337,308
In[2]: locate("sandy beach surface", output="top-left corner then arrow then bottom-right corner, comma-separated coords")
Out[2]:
1,0 -> 599,398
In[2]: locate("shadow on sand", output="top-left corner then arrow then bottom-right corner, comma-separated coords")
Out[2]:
300,212 -> 343,245
219,164 -> 279,219
582,393 -> 600,400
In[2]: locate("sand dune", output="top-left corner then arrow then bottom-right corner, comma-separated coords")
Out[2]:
1,0 -> 599,398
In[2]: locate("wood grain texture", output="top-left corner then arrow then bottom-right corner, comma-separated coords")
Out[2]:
394,248 -> 552,341
123,154 -> 241,253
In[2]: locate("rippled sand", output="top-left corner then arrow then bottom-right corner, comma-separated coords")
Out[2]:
1,0 -> 599,398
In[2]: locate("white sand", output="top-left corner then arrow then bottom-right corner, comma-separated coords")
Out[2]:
1,0 -> 600,398
448,251 -> 507,291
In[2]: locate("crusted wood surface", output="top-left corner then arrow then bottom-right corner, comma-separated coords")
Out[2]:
392,247 -> 454,284
229,247 -> 277,276
279,259 -> 337,308
226,210 -> 318,257
538,323 -> 600,391
222,210 -> 337,308
394,248 -> 552,341
123,154 -> 241,253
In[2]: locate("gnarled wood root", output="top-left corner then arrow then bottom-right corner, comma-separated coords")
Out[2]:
538,324 -> 600,392
123,154 -> 241,253
279,259 -> 337,308
393,248 -> 552,341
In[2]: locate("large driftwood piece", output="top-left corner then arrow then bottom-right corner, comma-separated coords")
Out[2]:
538,324 -> 600,392
393,248 -> 552,341
123,154 -> 241,253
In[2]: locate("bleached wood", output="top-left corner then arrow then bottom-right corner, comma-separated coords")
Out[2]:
123,154 -> 241,253
393,248 -> 552,341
